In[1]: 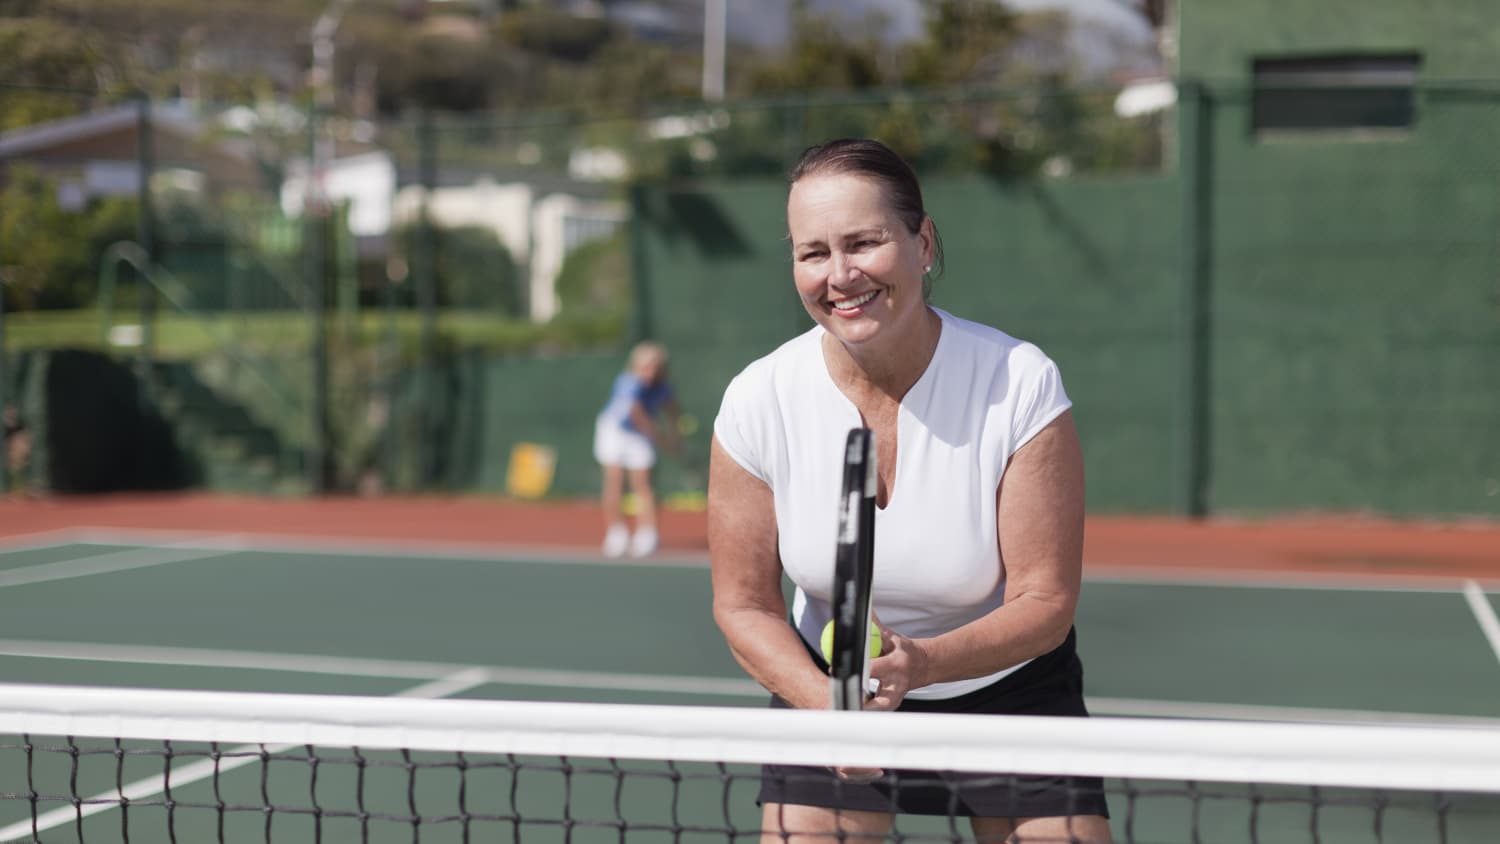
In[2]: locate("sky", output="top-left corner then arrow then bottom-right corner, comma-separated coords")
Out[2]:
723,0 -> 1154,50
709,0 -> 1160,80
718,0 -> 915,47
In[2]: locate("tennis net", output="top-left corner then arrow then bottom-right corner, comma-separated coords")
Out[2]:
1,682 -> 1498,843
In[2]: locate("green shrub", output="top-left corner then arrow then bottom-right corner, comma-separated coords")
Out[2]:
553,233 -> 628,318
393,222 -> 521,314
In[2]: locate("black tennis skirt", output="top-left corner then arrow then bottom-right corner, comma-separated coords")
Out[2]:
758,627 -> 1111,819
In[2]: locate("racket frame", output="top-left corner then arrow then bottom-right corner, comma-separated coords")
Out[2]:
829,427 -> 877,711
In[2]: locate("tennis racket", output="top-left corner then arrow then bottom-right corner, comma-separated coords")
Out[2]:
829,427 -> 877,711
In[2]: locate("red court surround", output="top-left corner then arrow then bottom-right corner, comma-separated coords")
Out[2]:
0,493 -> 1496,580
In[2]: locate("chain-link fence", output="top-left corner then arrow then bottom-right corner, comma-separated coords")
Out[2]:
3,80 -> 1496,517
0,81 -> 1161,496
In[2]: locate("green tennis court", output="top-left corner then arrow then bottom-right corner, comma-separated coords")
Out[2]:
1,533 -> 1497,842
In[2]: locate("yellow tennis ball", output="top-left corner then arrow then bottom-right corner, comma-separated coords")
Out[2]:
820,620 -> 883,663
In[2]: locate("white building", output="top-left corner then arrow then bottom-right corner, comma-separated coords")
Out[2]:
285,157 -> 624,321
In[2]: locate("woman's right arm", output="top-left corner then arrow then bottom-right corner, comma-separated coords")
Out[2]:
708,436 -> 828,710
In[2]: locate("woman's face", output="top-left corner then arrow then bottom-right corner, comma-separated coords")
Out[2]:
787,172 -> 933,350
632,355 -> 666,385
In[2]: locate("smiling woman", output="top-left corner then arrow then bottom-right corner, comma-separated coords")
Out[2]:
786,152 -> 939,386
707,138 -> 1112,843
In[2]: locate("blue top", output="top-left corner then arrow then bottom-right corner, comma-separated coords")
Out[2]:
598,372 -> 674,434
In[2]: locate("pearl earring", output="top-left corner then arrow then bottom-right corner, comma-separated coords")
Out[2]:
923,265 -> 931,273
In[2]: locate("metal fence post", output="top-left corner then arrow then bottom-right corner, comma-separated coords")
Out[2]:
628,183 -> 653,343
306,100 -> 329,494
135,96 -> 156,396
416,108 -> 439,488
381,246 -> 400,490
1176,80 -> 1212,518
0,269 -> 7,494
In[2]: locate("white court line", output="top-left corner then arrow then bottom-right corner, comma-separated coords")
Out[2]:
0,638 -> 1491,726
40,528 -> 1499,590
1087,696 -> 1500,727
0,544 -> 242,589
0,529 -> 90,553
0,669 -> 493,843
393,667 -> 494,699
0,639 -> 764,697
59,527 -> 712,567
1463,580 -> 1500,669
0,639 -> 453,680
1086,566 -> 1500,593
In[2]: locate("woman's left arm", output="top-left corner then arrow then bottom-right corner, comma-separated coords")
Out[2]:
867,410 -> 1084,705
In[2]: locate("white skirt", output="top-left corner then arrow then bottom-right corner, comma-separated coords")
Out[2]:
593,418 -> 656,470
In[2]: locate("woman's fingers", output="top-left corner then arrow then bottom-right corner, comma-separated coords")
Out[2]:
833,766 -> 884,783
864,626 -> 921,711
863,674 -> 905,710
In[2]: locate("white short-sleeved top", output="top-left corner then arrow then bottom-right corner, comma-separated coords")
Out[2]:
713,307 -> 1073,699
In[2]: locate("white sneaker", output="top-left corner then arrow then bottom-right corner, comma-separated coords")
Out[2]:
628,526 -> 658,558
602,523 -> 629,558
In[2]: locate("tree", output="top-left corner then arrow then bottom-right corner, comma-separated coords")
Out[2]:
0,167 -> 135,310
901,0 -> 1020,88
554,233 -> 628,318
745,2 -> 887,96
393,222 -> 520,313
495,8 -> 615,63
0,17 -> 105,130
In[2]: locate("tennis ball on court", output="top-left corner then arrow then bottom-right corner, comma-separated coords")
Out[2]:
820,620 -> 883,663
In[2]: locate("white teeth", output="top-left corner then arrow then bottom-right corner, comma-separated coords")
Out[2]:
832,290 -> 877,310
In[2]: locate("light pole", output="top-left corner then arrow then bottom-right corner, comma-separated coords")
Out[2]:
702,0 -> 726,101
309,0 -> 356,213
305,0 -> 355,493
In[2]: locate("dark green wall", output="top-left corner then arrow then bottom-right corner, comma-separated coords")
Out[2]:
1198,87 -> 1500,515
21,350 -> 198,493
37,1 -> 1497,516
470,352 -> 623,496
456,74 -> 1499,518
1169,4 -> 1500,516
1179,2 -> 1500,80
419,349 -> 710,503
632,176 -> 1187,515
921,177 -> 1184,512
628,108 -> 1500,517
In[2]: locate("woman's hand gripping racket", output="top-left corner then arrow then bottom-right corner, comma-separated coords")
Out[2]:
829,428 -> 878,712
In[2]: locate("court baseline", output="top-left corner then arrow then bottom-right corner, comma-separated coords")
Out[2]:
2,638 -> 1494,727
0,542 -> 243,589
